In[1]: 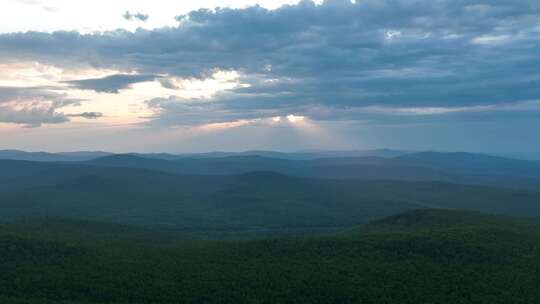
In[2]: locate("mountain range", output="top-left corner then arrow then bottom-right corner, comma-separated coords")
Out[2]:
1,150 -> 540,236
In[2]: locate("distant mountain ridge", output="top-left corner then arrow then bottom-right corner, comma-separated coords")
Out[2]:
0,150 -> 112,162
85,151 -> 540,189
2,149 -> 540,189
2,148 -> 538,164
0,149 -> 409,162
86,153 -> 456,182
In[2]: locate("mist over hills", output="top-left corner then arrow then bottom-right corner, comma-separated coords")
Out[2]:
3,149 -> 540,189
1,150 -> 540,237
397,151 -> 540,179
85,154 -> 456,183
496,152 -> 540,161
0,149 -> 409,162
3,149 -> 539,182
86,151 -> 540,189
0,150 -> 112,162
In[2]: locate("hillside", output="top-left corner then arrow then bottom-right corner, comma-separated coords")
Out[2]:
86,152 -> 540,189
1,160 -> 540,237
0,169 -> 422,236
87,154 -> 457,182
1,210 -> 539,303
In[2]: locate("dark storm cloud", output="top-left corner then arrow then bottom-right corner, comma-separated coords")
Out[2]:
1,0 -> 540,125
64,74 -> 159,93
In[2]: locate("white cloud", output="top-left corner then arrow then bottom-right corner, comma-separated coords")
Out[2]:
0,0 -> 305,33
471,34 -> 511,45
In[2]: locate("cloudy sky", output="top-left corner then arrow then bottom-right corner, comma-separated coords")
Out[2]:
1,0 -> 539,153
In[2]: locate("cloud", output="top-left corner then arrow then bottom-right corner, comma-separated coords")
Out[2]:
0,106 -> 68,127
8,0 -> 42,5
145,96 -> 243,126
1,0 -> 540,127
123,11 -> 149,22
64,74 -> 159,93
0,86 -> 77,105
0,86 -> 83,127
7,0 -> 58,13
66,112 -> 103,119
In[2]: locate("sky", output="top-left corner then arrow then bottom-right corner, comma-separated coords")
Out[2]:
0,0 -> 539,153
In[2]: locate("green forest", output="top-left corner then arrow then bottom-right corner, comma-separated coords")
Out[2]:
2,209 -> 540,304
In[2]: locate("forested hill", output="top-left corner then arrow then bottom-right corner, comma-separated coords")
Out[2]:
2,160 -> 540,237
1,209 -> 540,303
